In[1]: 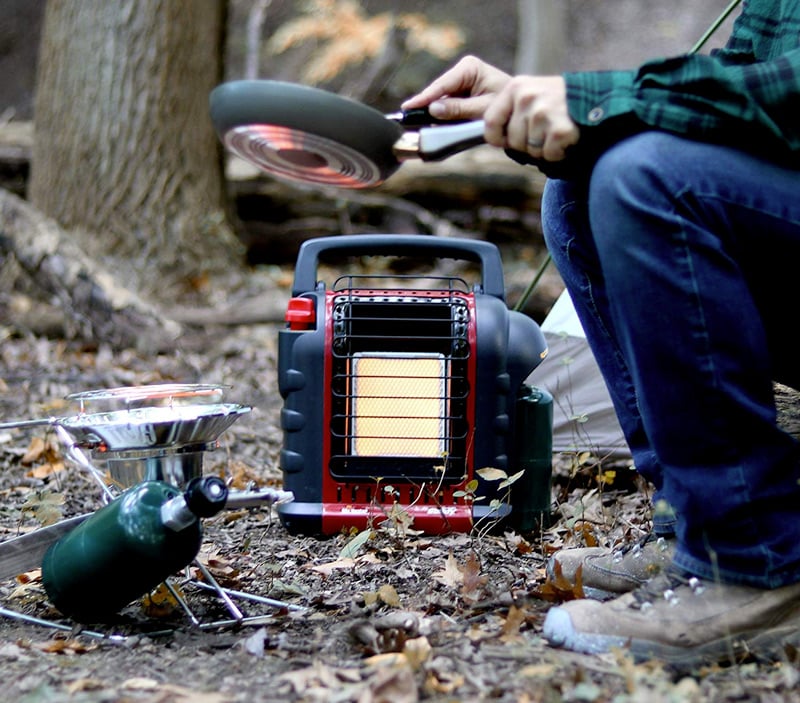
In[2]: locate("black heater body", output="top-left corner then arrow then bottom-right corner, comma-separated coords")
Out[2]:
277,235 -> 549,535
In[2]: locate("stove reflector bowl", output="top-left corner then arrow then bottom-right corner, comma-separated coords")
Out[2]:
57,403 -> 251,451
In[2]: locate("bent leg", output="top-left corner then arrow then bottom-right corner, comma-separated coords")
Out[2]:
541,177 -> 669,529
581,133 -> 800,587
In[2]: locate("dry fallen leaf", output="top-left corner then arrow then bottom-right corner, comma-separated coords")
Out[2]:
15,568 -> 42,584
461,551 -> 487,600
152,684 -> 234,703
500,604 -> 527,643
66,678 -> 104,693
402,635 -> 431,670
476,467 -> 507,482
309,557 -> 356,576
424,668 -> 465,696
194,546 -> 239,585
37,638 -> 97,654
21,436 -> 46,465
242,627 -> 268,658
432,552 -> 462,589
142,582 -> 181,618
505,531 -> 534,555
519,663 -> 557,679
276,661 -> 346,696
535,559 -> 586,602
309,552 -> 380,577
121,677 -> 160,690
361,661 -> 418,703
226,461 -> 264,490
378,583 -> 401,608
20,490 -> 65,526
25,461 -> 66,479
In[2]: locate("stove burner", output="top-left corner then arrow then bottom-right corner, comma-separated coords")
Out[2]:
67,383 -> 226,411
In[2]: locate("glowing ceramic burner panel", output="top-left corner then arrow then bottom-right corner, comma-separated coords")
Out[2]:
350,352 -> 447,458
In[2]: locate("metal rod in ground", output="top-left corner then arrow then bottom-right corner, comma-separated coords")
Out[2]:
53,425 -> 118,503
192,559 -> 244,622
514,2 -> 743,312
197,614 -> 280,630
0,417 -> 55,430
164,578 -> 201,627
0,606 -> 172,641
690,0 -> 742,54
190,580 -> 307,612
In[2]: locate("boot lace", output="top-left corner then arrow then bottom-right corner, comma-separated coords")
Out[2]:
611,532 -> 673,563
630,569 -> 707,612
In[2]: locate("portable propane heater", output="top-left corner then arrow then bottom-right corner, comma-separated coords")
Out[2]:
277,235 -> 552,535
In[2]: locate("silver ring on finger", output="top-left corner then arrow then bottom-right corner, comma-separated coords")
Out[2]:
527,137 -> 544,149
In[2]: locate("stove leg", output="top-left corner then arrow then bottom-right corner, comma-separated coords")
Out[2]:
191,559 -> 244,622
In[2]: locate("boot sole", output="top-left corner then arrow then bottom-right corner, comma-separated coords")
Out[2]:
544,605 -> 800,672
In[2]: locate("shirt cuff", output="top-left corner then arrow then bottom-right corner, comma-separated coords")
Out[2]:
564,69 -> 638,127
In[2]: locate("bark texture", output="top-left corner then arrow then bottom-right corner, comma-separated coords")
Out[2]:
28,0 -> 240,285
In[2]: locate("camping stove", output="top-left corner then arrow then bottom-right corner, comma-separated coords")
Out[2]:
277,235 -> 552,535
60,384 -> 251,490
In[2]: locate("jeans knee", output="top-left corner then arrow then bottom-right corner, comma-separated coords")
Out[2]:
589,132 -> 681,206
588,133 -> 683,252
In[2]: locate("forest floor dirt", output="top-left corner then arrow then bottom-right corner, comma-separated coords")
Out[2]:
1,298 -> 799,702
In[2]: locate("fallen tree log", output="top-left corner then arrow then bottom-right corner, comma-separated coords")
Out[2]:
0,187 -> 181,350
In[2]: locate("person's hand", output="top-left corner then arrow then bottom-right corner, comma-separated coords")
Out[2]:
401,56 -> 580,162
400,55 -> 512,121
485,75 -> 580,162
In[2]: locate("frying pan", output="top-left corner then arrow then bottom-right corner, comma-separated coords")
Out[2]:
209,79 -> 488,188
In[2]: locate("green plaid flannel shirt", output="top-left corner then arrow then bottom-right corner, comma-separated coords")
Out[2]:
565,0 -> 800,164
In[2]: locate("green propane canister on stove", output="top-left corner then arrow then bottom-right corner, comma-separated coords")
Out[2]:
510,384 -> 554,533
42,476 -> 228,622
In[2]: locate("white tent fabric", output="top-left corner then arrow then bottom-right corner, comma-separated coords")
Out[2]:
526,290 -> 631,459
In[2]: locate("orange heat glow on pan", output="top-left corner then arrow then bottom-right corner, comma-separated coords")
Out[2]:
223,124 -> 384,188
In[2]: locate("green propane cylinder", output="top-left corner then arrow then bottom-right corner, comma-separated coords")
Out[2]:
511,384 -> 554,533
42,476 -> 228,621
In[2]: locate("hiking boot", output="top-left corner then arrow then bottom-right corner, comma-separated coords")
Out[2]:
547,534 -> 675,600
542,570 -> 800,670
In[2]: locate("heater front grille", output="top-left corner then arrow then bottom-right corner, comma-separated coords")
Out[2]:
328,285 -> 472,482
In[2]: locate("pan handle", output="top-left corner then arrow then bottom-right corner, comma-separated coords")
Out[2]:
292,234 -> 506,300
417,121 -> 487,161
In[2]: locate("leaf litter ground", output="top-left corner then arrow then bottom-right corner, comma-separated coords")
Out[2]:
1,324 -> 799,703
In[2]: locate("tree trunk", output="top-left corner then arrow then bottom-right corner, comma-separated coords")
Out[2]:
28,0 -> 241,289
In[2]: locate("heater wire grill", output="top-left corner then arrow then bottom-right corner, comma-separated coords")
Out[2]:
328,275 -> 472,481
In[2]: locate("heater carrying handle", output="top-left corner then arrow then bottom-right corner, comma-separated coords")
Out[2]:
292,234 -> 507,299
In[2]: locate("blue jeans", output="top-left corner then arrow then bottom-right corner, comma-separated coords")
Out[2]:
541,132 -> 800,588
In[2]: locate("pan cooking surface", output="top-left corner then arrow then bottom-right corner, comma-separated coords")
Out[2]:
224,124 -> 384,188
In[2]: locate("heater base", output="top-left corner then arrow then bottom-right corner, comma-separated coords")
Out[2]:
277,501 -> 512,536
